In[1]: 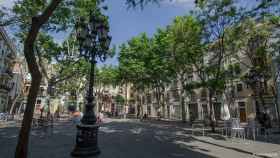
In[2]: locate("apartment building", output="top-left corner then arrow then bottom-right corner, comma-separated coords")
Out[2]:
137,50 -> 277,123
8,58 -> 25,113
0,27 -> 17,112
22,73 -> 48,114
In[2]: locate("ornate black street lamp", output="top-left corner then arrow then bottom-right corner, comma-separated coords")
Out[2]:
71,8 -> 111,157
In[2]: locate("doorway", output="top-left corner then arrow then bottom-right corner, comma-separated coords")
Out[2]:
189,103 -> 198,120
238,102 -> 246,122
213,103 -> 221,120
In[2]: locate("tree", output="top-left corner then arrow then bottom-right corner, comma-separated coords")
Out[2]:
7,1 -> 100,155
167,15 -> 204,123
149,29 -> 174,118
10,1 -> 65,157
194,0 -> 238,132
0,0 -> 161,157
97,65 -> 119,87
95,65 -> 119,112
119,33 -> 152,117
230,19 -> 274,126
114,94 -> 125,106
31,33 -> 90,118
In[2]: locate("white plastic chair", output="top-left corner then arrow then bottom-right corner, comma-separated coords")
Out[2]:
246,119 -> 256,140
231,118 -> 245,140
192,122 -> 205,136
223,120 -> 232,137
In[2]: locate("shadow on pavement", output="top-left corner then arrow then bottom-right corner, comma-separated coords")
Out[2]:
2,119 -> 279,158
0,120 -> 219,158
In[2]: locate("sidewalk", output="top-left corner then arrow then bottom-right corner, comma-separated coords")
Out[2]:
198,136 -> 280,158
1,118 -> 280,158
174,130 -> 280,158
0,120 -> 18,128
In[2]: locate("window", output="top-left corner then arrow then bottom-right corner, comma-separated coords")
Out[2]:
187,74 -> 193,81
238,102 -> 245,107
147,95 -> 151,104
201,89 -> 207,99
202,104 -> 208,119
190,92 -> 197,102
36,100 -> 41,105
237,83 -> 243,92
147,106 -> 151,115
235,66 -> 241,75
24,86 -> 28,93
39,87 -> 45,96
172,90 -> 179,101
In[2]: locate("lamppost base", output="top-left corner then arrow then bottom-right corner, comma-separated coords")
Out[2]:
71,124 -> 100,157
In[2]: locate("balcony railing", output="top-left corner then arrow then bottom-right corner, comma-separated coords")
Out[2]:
6,52 -> 16,60
6,68 -> 13,77
0,81 -> 13,91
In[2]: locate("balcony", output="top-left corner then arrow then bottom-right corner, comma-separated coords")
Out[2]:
6,68 -> 13,77
0,80 -> 13,91
6,52 -> 16,60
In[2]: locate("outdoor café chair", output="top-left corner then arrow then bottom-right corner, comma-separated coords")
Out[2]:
231,118 -> 245,140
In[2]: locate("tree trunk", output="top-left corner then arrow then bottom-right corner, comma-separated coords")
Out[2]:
14,1 -> 62,158
252,85 -> 265,125
179,86 -> 186,123
15,75 -> 42,158
161,93 -> 166,119
140,93 -> 143,118
271,85 -> 280,129
208,89 -> 216,132
163,89 -> 170,119
125,83 -> 128,114
274,97 -> 280,128
160,86 -> 167,119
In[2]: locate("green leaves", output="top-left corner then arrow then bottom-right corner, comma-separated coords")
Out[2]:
167,15 -> 206,92
119,33 -> 150,85
118,27 -> 177,91
125,0 -> 160,9
97,65 -> 119,87
114,94 -> 125,105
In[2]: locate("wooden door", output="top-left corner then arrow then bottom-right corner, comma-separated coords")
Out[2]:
239,108 -> 246,122
238,102 -> 246,122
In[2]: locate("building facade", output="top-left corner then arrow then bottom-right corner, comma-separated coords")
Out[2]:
23,74 -> 48,115
8,58 -> 26,113
134,51 -> 277,123
0,27 -> 17,112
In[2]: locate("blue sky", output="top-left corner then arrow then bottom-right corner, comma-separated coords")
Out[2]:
60,0 -> 194,65
0,0 -> 260,66
0,0 -> 195,65
103,0 -> 195,65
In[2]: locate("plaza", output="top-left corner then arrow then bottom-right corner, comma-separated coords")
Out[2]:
1,118 -> 280,158
0,0 -> 280,158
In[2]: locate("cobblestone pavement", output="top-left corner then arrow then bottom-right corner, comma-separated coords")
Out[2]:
0,119 -> 280,158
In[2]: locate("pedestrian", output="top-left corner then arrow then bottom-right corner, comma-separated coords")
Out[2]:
97,112 -> 104,124
157,110 -> 161,120
72,111 -> 81,125
144,113 -> 147,120
124,111 -> 127,119
97,113 -> 100,124
264,110 -> 272,135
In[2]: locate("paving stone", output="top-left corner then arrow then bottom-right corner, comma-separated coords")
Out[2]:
0,119 -> 279,158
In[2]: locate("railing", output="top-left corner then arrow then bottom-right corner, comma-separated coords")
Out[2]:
0,81 -> 13,91
0,113 -> 15,121
6,68 -> 13,77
